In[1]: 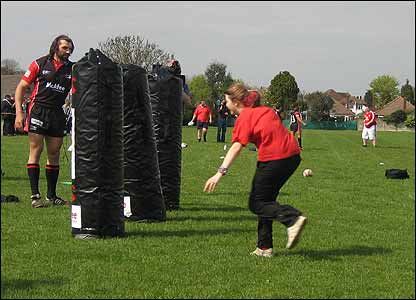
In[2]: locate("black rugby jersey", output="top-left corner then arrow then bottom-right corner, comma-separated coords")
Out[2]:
22,55 -> 73,109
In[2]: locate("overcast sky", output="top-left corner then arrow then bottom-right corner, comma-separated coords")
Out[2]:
1,1 -> 414,95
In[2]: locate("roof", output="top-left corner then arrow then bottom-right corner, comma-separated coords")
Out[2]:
350,96 -> 366,105
376,96 -> 415,116
325,89 -> 351,105
330,101 -> 355,116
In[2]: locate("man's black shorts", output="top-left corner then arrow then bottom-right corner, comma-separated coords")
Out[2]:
289,122 -> 299,132
197,121 -> 209,129
26,104 -> 66,137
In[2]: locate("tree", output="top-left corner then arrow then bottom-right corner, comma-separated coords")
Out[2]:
384,109 -> 407,129
304,91 -> 334,121
401,79 -> 415,105
364,90 -> 374,108
204,61 -> 233,107
188,75 -> 211,106
1,58 -> 23,75
268,71 -> 299,113
98,35 -> 173,72
185,75 -> 211,122
369,75 -> 400,108
404,112 -> 415,128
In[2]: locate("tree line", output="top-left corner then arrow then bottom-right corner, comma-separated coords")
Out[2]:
3,34 -> 414,125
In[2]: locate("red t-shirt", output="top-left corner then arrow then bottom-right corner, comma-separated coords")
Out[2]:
232,106 -> 301,162
193,105 -> 211,122
364,111 -> 376,128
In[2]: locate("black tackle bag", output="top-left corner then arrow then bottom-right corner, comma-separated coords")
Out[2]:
149,65 -> 183,210
70,48 -> 125,239
121,64 -> 166,222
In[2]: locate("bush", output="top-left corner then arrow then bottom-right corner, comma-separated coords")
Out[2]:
384,110 -> 407,128
404,112 -> 415,128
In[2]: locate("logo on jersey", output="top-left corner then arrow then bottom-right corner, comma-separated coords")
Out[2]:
46,82 -> 66,93
42,70 -> 52,75
24,70 -> 31,78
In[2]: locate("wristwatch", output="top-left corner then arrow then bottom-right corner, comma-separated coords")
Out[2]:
217,167 -> 228,176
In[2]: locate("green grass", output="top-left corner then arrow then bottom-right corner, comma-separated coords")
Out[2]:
1,127 -> 415,299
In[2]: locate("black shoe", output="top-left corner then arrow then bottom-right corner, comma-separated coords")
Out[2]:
362,144 -> 367,147
46,196 -> 68,206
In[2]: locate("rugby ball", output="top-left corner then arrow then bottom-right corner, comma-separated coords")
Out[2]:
303,169 -> 313,177
187,121 -> 194,126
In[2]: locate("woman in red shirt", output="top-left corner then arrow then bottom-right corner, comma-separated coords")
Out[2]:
204,83 -> 307,257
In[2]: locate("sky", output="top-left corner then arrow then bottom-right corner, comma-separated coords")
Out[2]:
1,1 -> 414,96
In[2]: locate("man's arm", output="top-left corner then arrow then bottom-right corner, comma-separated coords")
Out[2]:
296,113 -> 306,126
14,80 -> 31,132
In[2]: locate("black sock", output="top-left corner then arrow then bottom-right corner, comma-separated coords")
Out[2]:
203,133 -> 207,142
27,164 -> 40,196
45,165 -> 60,199
298,138 -> 302,148
198,138 -> 201,142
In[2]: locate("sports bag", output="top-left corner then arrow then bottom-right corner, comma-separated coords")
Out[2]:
385,169 -> 409,179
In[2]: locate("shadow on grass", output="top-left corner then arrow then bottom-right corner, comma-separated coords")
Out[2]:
166,215 -> 257,222
179,205 -> 247,212
0,176 -> 26,181
126,227 -> 252,238
283,245 -> 393,261
1,278 -> 65,293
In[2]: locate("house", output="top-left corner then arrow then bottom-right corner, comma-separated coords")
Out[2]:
329,101 -> 355,121
349,96 -> 367,115
325,89 -> 366,119
376,96 -> 415,117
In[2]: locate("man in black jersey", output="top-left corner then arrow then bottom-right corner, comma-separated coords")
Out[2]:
14,35 -> 74,208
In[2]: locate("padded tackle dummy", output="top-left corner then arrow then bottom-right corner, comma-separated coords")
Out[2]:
148,64 -> 183,210
121,64 -> 166,222
70,48 -> 125,239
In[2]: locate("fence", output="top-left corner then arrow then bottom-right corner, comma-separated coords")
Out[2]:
282,120 -> 357,130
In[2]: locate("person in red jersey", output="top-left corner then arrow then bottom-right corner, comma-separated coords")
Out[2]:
14,35 -> 74,208
189,100 -> 212,142
289,104 -> 307,150
362,107 -> 377,147
204,83 -> 307,258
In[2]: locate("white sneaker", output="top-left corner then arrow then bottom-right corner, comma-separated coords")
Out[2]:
250,247 -> 274,258
286,216 -> 307,249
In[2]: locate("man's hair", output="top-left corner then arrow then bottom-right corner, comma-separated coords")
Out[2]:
49,34 -> 74,59
166,59 -> 181,75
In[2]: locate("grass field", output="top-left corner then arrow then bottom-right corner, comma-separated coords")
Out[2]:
1,127 -> 415,299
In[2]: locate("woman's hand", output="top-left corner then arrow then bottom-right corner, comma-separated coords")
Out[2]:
204,173 -> 223,193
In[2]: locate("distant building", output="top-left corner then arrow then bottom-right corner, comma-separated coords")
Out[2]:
325,89 -> 367,120
376,96 -> 415,117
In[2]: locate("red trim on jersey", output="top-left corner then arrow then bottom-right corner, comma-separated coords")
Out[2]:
24,86 -> 38,133
52,59 -> 64,71
22,61 -> 40,84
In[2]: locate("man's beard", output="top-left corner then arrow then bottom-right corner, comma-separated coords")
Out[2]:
57,52 -> 70,61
